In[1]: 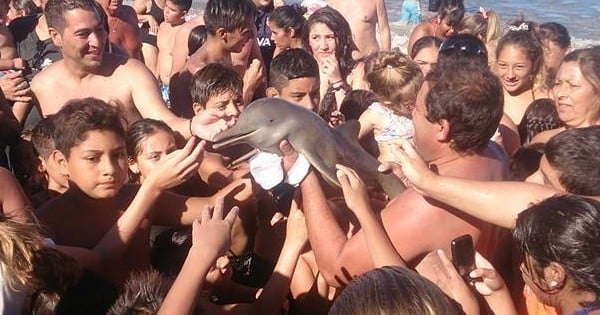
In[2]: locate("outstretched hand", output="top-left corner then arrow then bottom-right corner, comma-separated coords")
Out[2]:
191,197 -> 239,259
378,139 -> 436,194
147,137 -> 206,190
336,164 -> 371,216
190,109 -> 235,141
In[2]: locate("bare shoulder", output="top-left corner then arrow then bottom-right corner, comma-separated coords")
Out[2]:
31,62 -> 63,89
531,127 -> 563,144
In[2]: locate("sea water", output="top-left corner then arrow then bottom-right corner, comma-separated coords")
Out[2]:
157,0 -> 600,51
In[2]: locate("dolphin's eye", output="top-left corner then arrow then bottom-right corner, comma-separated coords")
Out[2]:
269,119 -> 274,123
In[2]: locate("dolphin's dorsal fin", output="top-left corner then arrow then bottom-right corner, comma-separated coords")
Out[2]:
335,120 -> 361,141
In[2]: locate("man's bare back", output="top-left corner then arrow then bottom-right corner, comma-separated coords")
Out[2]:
327,0 -> 391,56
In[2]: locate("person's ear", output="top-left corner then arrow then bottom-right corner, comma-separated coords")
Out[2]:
266,87 -> 280,98
436,119 -> 451,142
128,158 -> 140,175
50,149 -> 69,177
216,27 -> 227,41
543,262 -> 566,290
287,27 -> 296,38
192,102 -> 204,116
49,27 -> 63,48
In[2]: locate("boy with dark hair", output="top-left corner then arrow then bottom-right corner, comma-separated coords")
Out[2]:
169,0 -> 263,117
31,116 -> 69,207
266,48 -> 320,111
191,63 -> 243,121
156,0 -> 192,105
38,98 -> 256,284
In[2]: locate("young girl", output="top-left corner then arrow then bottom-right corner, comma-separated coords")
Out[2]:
268,4 -> 306,57
459,7 -> 501,69
358,51 -> 423,163
496,20 -> 547,125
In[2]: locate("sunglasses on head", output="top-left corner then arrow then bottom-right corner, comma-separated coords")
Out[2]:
439,40 -> 486,56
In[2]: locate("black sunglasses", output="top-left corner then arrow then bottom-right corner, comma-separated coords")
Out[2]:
439,40 -> 487,56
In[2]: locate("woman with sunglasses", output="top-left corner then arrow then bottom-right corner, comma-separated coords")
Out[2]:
514,195 -> 600,315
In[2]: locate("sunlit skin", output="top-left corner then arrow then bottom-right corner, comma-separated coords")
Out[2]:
59,130 -> 128,199
413,46 -> 438,75
278,77 -> 320,112
129,130 -> 177,183
225,26 -> 253,54
552,61 -> 600,128
193,91 -> 243,126
162,0 -> 186,25
496,45 -> 535,95
308,23 -> 337,64
50,9 -> 108,72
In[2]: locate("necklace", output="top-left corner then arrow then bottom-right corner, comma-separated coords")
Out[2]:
110,17 -> 121,33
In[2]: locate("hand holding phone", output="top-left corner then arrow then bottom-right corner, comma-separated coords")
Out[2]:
451,234 -> 477,280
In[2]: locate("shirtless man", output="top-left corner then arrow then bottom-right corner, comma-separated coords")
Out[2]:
32,0 -> 227,141
97,0 -> 141,59
288,61 -> 509,286
327,0 -> 390,56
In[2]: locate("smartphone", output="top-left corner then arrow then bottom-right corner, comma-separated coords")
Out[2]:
451,234 -> 477,279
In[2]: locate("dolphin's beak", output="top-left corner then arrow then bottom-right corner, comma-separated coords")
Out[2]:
212,129 -> 259,150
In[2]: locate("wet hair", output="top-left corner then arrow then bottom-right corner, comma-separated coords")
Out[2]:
510,143 -> 545,181
459,9 -> 500,43
203,0 -> 257,35
45,0 -> 102,32
125,118 -> 175,159
167,0 -> 191,12
303,6 -> 358,79
107,269 -> 173,315
561,47 -> 600,107
32,116 -> 57,161
410,36 -> 442,59
514,195 -> 600,306
187,25 -> 207,56
425,61 -> 503,153
190,63 -> 243,108
269,4 -> 306,39
364,50 -> 423,116
545,126 -> 600,195
339,89 -> 380,120
496,19 -> 545,90
517,98 -> 562,144
438,0 -> 465,27
538,22 -> 571,50
438,33 -> 488,66
269,48 -> 319,92
10,0 -> 41,16
52,98 -> 125,158
329,266 -> 461,315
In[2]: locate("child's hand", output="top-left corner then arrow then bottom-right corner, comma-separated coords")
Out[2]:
148,136 -> 205,190
469,252 -> 506,296
321,55 -> 342,84
336,164 -> 371,216
243,58 -> 264,92
328,110 -> 345,127
147,15 -> 159,34
192,197 -> 239,259
190,109 -> 232,141
12,58 -> 25,70
379,138 -> 436,194
285,205 -> 308,249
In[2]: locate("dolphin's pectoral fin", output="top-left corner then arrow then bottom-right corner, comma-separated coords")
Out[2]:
302,150 -> 341,188
335,120 -> 361,140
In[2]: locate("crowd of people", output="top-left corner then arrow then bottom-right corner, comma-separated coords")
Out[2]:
0,0 -> 599,313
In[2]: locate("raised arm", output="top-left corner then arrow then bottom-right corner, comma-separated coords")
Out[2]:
127,59 -> 231,141
388,139 -> 560,228
0,167 -> 34,223
159,199 -> 238,315
376,0 -> 391,51
336,164 -> 405,268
